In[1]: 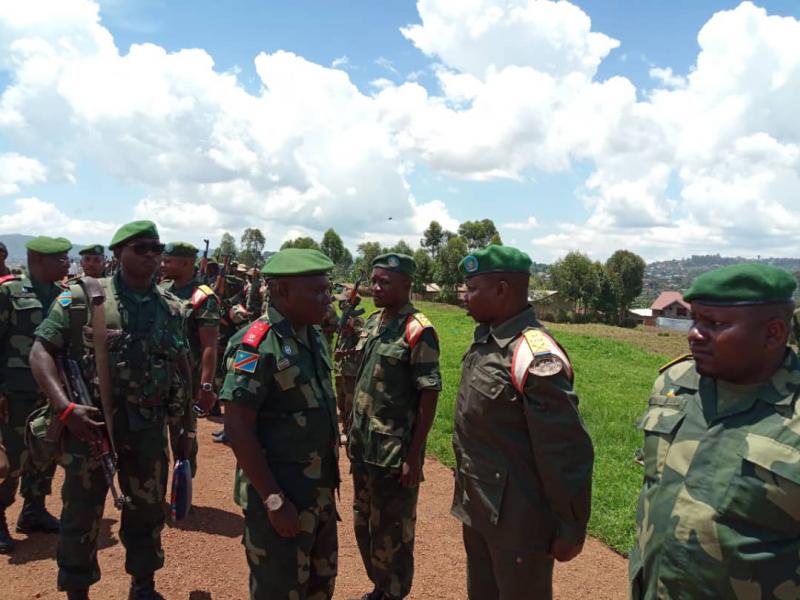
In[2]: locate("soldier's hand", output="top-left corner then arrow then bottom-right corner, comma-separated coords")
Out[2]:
550,537 -> 584,562
196,388 -> 216,414
0,393 -> 8,423
400,455 -> 422,487
64,404 -> 104,447
268,500 -> 301,538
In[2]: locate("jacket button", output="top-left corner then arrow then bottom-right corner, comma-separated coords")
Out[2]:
516,557 -> 523,564
495,472 -> 500,479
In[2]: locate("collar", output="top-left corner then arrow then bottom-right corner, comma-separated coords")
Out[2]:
753,348 -> 800,407
477,306 -> 540,349
266,305 -> 294,339
376,302 -> 415,332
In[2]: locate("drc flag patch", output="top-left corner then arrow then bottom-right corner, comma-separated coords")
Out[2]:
233,350 -> 259,373
57,290 -> 72,307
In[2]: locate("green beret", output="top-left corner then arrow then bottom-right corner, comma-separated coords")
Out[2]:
458,245 -> 532,278
372,253 -> 416,278
163,241 -> 198,257
261,248 -> 334,277
78,244 -> 104,256
25,236 -> 72,255
109,220 -> 159,249
683,263 -> 797,305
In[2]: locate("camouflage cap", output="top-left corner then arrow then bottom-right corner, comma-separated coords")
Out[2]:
163,241 -> 198,257
683,263 -> 797,305
25,236 -> 72,255
78,244 -> 104,256
109,220 -> 159,249
372,253 -> 416,278
459,244 -> 531,278
261,248 -> 334,277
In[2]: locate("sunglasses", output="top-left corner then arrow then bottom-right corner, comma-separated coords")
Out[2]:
128,241 -> 165,256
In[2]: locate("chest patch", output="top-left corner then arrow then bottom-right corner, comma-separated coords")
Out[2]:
57,290 -> 72,307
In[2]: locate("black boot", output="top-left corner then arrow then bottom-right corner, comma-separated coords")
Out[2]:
0,510 -> 15,554
16,496 -> 60,534
128,575 -> 165,600
66,590 -> 90,600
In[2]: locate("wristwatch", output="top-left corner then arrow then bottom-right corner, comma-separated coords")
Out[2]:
265,493 -> 284,512
200,382 -> 213,392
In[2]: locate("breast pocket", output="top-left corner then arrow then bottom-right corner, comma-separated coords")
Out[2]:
372,342 -> 408,379
637,402 -> 686,484
273,364 -> 320,411
467,365 -> 512,408
717,433 -> 800,535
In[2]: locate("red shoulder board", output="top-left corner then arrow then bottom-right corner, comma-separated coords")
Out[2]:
0,275 -> 19,285
191,284 -> 215,310
405,312 -> 436,350
243,320 -> 271,348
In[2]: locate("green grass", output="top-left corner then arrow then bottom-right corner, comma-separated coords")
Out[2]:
356,298 -> 667,554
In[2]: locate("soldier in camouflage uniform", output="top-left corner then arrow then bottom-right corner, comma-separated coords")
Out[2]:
320,303 -> 339,352
452,245 -> 593,600
160,242 -> 220,476
347,253 -> 441,600
30,221 -> 187,600
0,236 -> 69,553
78,244 -> 106,279
221,248 -> 339,600
334,293 -> 364,445
630,263 -> 800,599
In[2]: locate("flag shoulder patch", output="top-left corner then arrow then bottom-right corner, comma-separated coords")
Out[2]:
233,349 -> 259,373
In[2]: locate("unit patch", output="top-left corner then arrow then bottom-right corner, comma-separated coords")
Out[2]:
233,350 -> 259,373
57,290 -> 72,307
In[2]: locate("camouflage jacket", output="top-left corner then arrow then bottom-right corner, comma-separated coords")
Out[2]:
35,272 -> 188,428
451,307 -> 593,552
220,306 -> 339,510
334,314 -> 365,377
347,303 -> 442,469
629,351 -> 800,600
0,274 -> 64,395
158,277 -> 220,368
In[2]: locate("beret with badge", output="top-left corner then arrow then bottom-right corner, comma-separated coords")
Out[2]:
458,244 -> 532,278
683,263 -> 797,305
261,248 -> 334,277
372,253 -> 416,278
25,236 -> 72,255
78,244 -> 105,256
163,241 -> 198,258
109,220 -> 160,249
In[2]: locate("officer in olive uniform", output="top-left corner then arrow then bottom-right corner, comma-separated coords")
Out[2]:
78,244 -> 106,279
347,253 -> 442,600
160,242 -> 220,476
630,264 -> 800,599
452,245 -> 594,600
0,236 -> 69,553
30,221 -> 187,600
222,248 -> 339,600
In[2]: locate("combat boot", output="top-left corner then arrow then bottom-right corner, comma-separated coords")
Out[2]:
0,510 -> 15,554
66,589 -> 90,600
128,574 -> 165,600
16,495 -> 60,534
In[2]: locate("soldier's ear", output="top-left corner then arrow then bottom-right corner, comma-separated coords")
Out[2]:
764,316 -> 789,350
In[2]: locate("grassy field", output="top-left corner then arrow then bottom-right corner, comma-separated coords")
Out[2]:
356,298 -> 677,554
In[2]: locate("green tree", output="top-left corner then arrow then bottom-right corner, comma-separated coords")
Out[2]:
435,235 -> 468,303
458,219 -> 502,251
549,251 -> 597,314
590,262 -> 617,320
420,221 -> 446,259
280,236 -> 320,250
239,227 -> 266,267
606,249 -> 646,325
355,241 -> 383,276
390,239 -> 414,256
412,248 -> 435,295
320,228 -> 353,278
214,232 -> 237,259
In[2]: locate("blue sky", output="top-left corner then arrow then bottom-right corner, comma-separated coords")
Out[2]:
2,1 -> 800,261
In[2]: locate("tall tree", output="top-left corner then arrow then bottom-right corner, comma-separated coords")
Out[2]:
606,249 -> 646,325
280,236 -> 320,250
412,248 -> 435,295
356,241 -> 383,276
239,227 -> 266,267
435,235 -> 469,302
549,251 -> 597,313
420,221 -> 446,259
390,240 -> 414,256
320,228 -> 353,279
458,219 -> 502,251
215,232 -> 237,259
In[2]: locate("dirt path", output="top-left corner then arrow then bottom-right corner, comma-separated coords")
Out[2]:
1,417 -> 628,599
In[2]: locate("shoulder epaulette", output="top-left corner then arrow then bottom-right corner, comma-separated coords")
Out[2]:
243,319 -> 271,348
659,353 -> 693,374
405,312 -> 436,350
511,328 -> 574,393
191,284 -> 216,310
0,275 -> 19,286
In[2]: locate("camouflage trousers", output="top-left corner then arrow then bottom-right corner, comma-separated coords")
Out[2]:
243,486 -> 338,600
57,408 -> 169,591
462,523 -> 553,600
0,393 -> 56,509
334,375 -> 356,430
168,411 -> 198,478
352,462 -> 419,600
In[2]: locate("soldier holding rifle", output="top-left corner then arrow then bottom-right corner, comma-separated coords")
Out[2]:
30,220 -> 187,600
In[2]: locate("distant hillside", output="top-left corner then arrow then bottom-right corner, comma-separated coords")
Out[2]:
0,233 -> 36,265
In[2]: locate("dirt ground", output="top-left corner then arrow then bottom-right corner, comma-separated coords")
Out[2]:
1,417 -> 627,599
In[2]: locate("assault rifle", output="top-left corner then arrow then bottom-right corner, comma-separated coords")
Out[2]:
214,255 -> 232,298
333,272 -> 366,357
51,356 -> 132,509
199,239 -> 210,278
